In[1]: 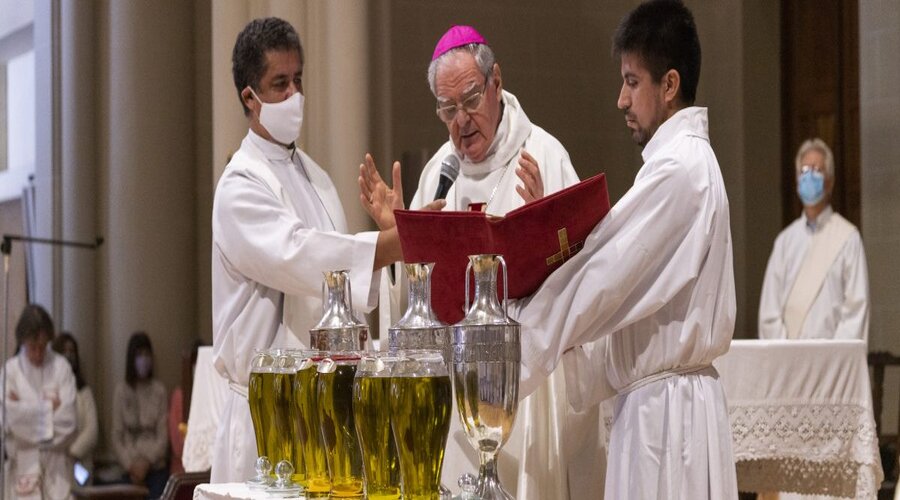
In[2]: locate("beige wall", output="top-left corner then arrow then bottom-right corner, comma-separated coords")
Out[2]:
0,0 -> 32,362
0,199 -> 27,358
860,0 -> 900,436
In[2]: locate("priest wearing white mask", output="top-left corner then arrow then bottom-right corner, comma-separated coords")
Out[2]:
359,25 -> 600,500
1,304 -> 77,500
758,138 -> 869,342
510,1 -> 738,498
210,17 -> 414,483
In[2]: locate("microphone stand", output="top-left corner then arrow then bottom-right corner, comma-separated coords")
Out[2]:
0,234 -> 102,494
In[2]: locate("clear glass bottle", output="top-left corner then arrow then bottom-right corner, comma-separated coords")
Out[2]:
309,270 -> 368,351
388,263 -> 450,361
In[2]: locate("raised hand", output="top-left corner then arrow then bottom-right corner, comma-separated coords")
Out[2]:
515,149 -> 544,203
359,153 -> 404,230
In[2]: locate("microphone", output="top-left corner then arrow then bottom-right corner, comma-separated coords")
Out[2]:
433,154 -> 460,201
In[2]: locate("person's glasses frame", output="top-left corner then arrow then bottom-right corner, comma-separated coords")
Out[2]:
435,74 -> 491,123
800,164 -> 826,175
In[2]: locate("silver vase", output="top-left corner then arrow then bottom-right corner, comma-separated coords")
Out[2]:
451,254 -> 520,500
388,263 -> 451,361
309,270 -> 368,351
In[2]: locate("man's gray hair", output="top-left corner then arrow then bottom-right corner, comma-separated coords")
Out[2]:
427,43 -> 496,96
794,138 -> 835,178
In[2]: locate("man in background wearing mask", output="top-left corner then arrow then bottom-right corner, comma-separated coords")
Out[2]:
210,17 -> 413,483
759,138 -> 869,342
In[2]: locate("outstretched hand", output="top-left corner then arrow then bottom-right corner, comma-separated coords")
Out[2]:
359,153 -> 405,230
515,149 -> 544,203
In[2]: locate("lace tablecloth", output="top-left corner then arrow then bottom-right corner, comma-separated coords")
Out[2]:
714,339 -> 884,498
183,346 -> 230,472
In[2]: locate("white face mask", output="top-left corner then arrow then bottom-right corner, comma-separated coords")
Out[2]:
250,88 -> 304,145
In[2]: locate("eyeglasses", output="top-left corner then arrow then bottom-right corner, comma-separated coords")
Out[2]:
800,164 -> 825,174
435,76 -> 489,123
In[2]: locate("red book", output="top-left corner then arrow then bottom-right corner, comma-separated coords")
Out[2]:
394,174 -> 611,324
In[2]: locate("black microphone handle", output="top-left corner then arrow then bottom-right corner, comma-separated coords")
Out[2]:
434,175 -> 454,201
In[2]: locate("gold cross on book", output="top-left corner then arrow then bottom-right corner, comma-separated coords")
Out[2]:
546,228 -> 583,266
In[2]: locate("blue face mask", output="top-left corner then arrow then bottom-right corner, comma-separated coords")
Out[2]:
797,170 -> 825,206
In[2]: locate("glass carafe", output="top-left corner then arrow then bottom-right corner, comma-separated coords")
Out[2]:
388,263 -> 450,361
391,350 -> 453,500
309,270 -> 368,351
289,350 -> 330,498
248,349 -> 299,491
317,353 -> 364,497
451,255 -> 520,500
353,353 -> 401,500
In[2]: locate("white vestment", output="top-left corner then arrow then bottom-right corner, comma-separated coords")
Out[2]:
211,130 -> 380,483
758,206 -> 869,341
1,350 -> 77,500
512,107 -> 738,500
402,90 -> 594,499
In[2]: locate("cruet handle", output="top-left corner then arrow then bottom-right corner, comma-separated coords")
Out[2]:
498,255 -> 509,318
464,258 -> 474,314
344,271 -> 354,312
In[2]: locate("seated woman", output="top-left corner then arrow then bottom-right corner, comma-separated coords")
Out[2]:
1,304 -> 77,499
52,332 -> 99,485
111,331 -> 170,499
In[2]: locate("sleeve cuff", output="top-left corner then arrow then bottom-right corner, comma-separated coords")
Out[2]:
349,231 -> 380,313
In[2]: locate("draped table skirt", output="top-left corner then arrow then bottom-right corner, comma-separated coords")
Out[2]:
714,339 -> 883,498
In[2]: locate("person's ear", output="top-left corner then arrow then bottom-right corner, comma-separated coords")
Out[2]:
492,63 -> 503,100
241,86 -> 259,116
663,69 -> 681,105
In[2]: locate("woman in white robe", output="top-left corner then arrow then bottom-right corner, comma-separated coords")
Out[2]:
1,305 -> 77,500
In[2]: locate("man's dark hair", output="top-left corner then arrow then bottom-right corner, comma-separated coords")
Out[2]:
613,0 -> 701,105
232,17 -> 304,115
15,304 -> 54,345
125,330 -> 154,387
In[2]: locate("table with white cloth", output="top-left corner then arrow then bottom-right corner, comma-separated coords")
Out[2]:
714,339 -> 884,498
193,483 -> 305,500
183,346 -> 230,473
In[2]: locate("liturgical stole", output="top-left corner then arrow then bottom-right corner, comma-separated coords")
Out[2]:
783,213 -> 855,339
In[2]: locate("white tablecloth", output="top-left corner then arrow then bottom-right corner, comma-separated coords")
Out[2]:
714,339 -> 884,498
183,346 -> 230,473
193,483 -> 306,500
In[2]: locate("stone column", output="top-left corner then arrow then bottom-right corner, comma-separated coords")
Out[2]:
97,0 -> 197,402
58,0 -> 99,385
307,0 -> 372,233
